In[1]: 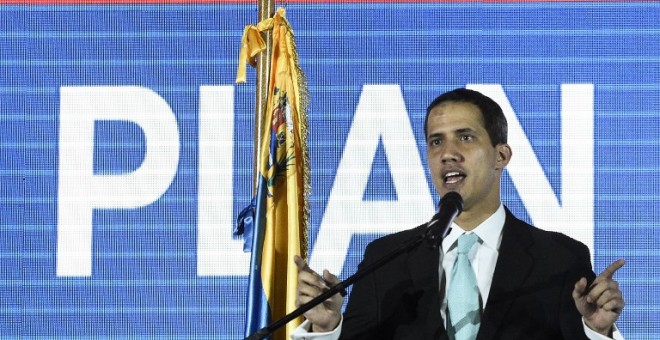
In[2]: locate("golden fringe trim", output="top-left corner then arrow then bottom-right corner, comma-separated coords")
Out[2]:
282,10 -> 311,260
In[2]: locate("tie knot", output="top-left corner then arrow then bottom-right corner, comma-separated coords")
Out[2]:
457,232 -> 479,254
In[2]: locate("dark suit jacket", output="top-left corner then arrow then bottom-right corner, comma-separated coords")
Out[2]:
340,207 -> 596,340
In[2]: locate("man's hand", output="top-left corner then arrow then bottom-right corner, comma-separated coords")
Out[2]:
294,255 -> 344,333
573,259 -> 626,336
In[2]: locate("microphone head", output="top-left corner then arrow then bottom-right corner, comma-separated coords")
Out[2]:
440,191 -> 463,213
425,191 -> 464,248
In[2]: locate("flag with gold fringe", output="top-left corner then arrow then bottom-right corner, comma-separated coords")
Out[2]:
235,7 -> 310,340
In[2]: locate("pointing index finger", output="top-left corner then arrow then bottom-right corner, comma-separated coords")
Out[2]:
598,259 -> 625,279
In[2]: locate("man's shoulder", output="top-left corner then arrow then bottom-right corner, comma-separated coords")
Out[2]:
505,209 -> 590,257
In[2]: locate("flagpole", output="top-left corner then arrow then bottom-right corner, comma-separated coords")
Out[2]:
253,0 -> 275,191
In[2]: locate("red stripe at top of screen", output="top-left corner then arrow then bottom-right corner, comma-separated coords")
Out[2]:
3,0 -> 652,4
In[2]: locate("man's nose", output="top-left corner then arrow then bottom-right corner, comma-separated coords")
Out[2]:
441,142 -> 462,163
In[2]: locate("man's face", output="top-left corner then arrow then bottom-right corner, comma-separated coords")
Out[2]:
426,101 -> 509,215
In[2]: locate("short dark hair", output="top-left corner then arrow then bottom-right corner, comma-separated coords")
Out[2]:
424,88 -> 508,146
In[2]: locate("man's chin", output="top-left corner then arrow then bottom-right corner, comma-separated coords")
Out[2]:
440,187 -> 464,198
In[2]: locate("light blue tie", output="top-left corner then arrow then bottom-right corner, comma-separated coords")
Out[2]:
447,232 -> 481,340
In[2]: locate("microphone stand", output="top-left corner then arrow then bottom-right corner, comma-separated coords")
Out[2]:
245,192 -> 462,339
244,227 -> 441,340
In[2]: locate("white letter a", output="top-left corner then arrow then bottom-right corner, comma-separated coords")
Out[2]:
310,85 -> 434,274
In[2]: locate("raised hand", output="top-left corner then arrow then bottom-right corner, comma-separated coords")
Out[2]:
294,255 -> 344,333
573,259 -> 626,336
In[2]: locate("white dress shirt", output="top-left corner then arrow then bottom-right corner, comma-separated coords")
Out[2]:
291,204 -> 622,340
439,204 -> 505,326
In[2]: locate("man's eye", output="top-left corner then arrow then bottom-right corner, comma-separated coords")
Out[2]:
430,139 -> 441,146
460,135 -> 473,141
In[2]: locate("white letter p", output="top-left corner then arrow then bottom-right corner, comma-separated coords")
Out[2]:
57,86 -> 179,276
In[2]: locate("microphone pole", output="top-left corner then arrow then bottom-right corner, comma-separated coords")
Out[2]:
244,192 -> 463,340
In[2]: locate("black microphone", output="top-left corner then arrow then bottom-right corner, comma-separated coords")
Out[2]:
425,191 -> 463,248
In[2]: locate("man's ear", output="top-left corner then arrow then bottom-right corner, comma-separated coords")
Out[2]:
495,143 -> 512,170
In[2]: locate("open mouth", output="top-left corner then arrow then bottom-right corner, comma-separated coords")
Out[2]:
444,171 -> 466,185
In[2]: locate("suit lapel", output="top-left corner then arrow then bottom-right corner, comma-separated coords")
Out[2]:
477,209 -> 535,340
406,239 -> 446,338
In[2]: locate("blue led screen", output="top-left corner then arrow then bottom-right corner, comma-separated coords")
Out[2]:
3,2 -> 660,338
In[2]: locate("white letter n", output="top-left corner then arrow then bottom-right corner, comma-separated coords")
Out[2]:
468,84 -> 594,259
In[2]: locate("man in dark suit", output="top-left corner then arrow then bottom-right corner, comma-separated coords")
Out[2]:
292,88 -> 625,339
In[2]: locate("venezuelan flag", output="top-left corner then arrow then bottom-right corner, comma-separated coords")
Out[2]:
236,8 -> 310,340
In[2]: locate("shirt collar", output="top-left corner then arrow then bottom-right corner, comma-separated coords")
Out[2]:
441,204 -> 506,252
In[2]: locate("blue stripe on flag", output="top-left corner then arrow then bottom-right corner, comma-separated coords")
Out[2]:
243,176 -> 271,337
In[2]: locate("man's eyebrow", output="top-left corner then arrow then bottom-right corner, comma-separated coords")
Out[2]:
426,127 -> 480,140
456,127 -> 477,134
427,127 -> 475,137
426,132 -> 444,140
